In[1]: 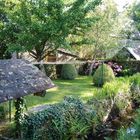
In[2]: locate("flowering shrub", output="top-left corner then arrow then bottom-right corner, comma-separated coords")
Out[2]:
107,62 -> 122,76
80,61 -> 123,76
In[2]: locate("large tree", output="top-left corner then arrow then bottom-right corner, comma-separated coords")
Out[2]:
0,1 -> 11,59
74,0 -> 124,60
0,0 -> 101,61
132,2 -> 140,32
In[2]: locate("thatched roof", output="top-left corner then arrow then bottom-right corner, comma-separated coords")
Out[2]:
0,59 -> 55,103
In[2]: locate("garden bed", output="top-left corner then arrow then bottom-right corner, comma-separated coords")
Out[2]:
1,74 -> 140,139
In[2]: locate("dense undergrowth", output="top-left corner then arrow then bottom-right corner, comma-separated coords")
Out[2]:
20,73 -> 140,140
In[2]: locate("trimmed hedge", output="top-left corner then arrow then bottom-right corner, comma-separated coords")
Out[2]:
93,64 -> 115,86
61,64 -> 78,80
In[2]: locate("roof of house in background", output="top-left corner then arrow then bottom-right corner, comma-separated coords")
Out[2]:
57,48 -> 78,58
107,39 -> 140,60
127,45 -> 140,60
0,59 -> 55,103
21,48 -> 78,62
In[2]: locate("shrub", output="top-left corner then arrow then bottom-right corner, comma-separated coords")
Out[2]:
22,97 -> 95,140
0,106 -> 6,120
35,64 -> 57,79
107,61 -> 122,76
93,79 -> 130,99
89,79 -> 131,122
93,63 -> 115,87
129,73 -> 140,107
61,64 -> 78,80
117,110 -> 140,140
0,102 -> 8,121
130,73 -> 140,89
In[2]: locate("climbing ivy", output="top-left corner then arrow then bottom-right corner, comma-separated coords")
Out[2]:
22,97 -> 95,140
14,97 -> 26,138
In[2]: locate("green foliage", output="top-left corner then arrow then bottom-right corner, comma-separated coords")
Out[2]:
4,74 -> 140,139
129,73 -> 140,106
0,0 -> 101,61
93,64 -> 115,87
132,2 -> 140,31
22,74 -> 140,140
130,73 -> 140,88
22,97 -> 95,140
14,98 -> 26,138
102,78 -> 130,98
94,79 -> 129,98
104,79 -> 130,109
61,64 -> 78,80
117,110 -> 140,140
0,1 -> 11,59
88,78 -> 131,122
0,102 -> 8,120
75,0 -> 121,60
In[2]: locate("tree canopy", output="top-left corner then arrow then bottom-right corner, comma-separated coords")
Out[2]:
74,0 -> 121,60
132,2 -> 140,32
0,0 -> 101,61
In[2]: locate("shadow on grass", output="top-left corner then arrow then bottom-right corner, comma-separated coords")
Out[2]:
25,76 -> 98,108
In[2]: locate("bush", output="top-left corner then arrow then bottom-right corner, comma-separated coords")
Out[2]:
22,74 -> 140,140
117,110 -> 140,140
61,64 -> 78,80
0,106 -> 6,120
35,64 -> 57,79
94,78 -> 130,99
0,102 -> 8,121
88,79 -> 131,123
130,73 -> 140,88
22,97 -> 95,140
79,61 -> 122,76
129,73 -> 140,107
93,63 -> 115,87
107,61 -> 122,76
117,61 -> 140,77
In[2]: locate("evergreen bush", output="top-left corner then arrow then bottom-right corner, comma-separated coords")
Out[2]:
0,102 -> 8,120
22,97 -> 95,140
61,64 -> 77,80
93,63 -> 115,87
117,110 -> 140,140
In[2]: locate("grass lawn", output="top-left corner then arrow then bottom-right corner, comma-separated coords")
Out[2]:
0,76 -> 97,136
25,76 -> 98,108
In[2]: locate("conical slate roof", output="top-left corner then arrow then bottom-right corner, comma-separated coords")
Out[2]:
0,59 -> 55,103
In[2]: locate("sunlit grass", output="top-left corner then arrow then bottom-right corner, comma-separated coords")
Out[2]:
25,76 -> 97,108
